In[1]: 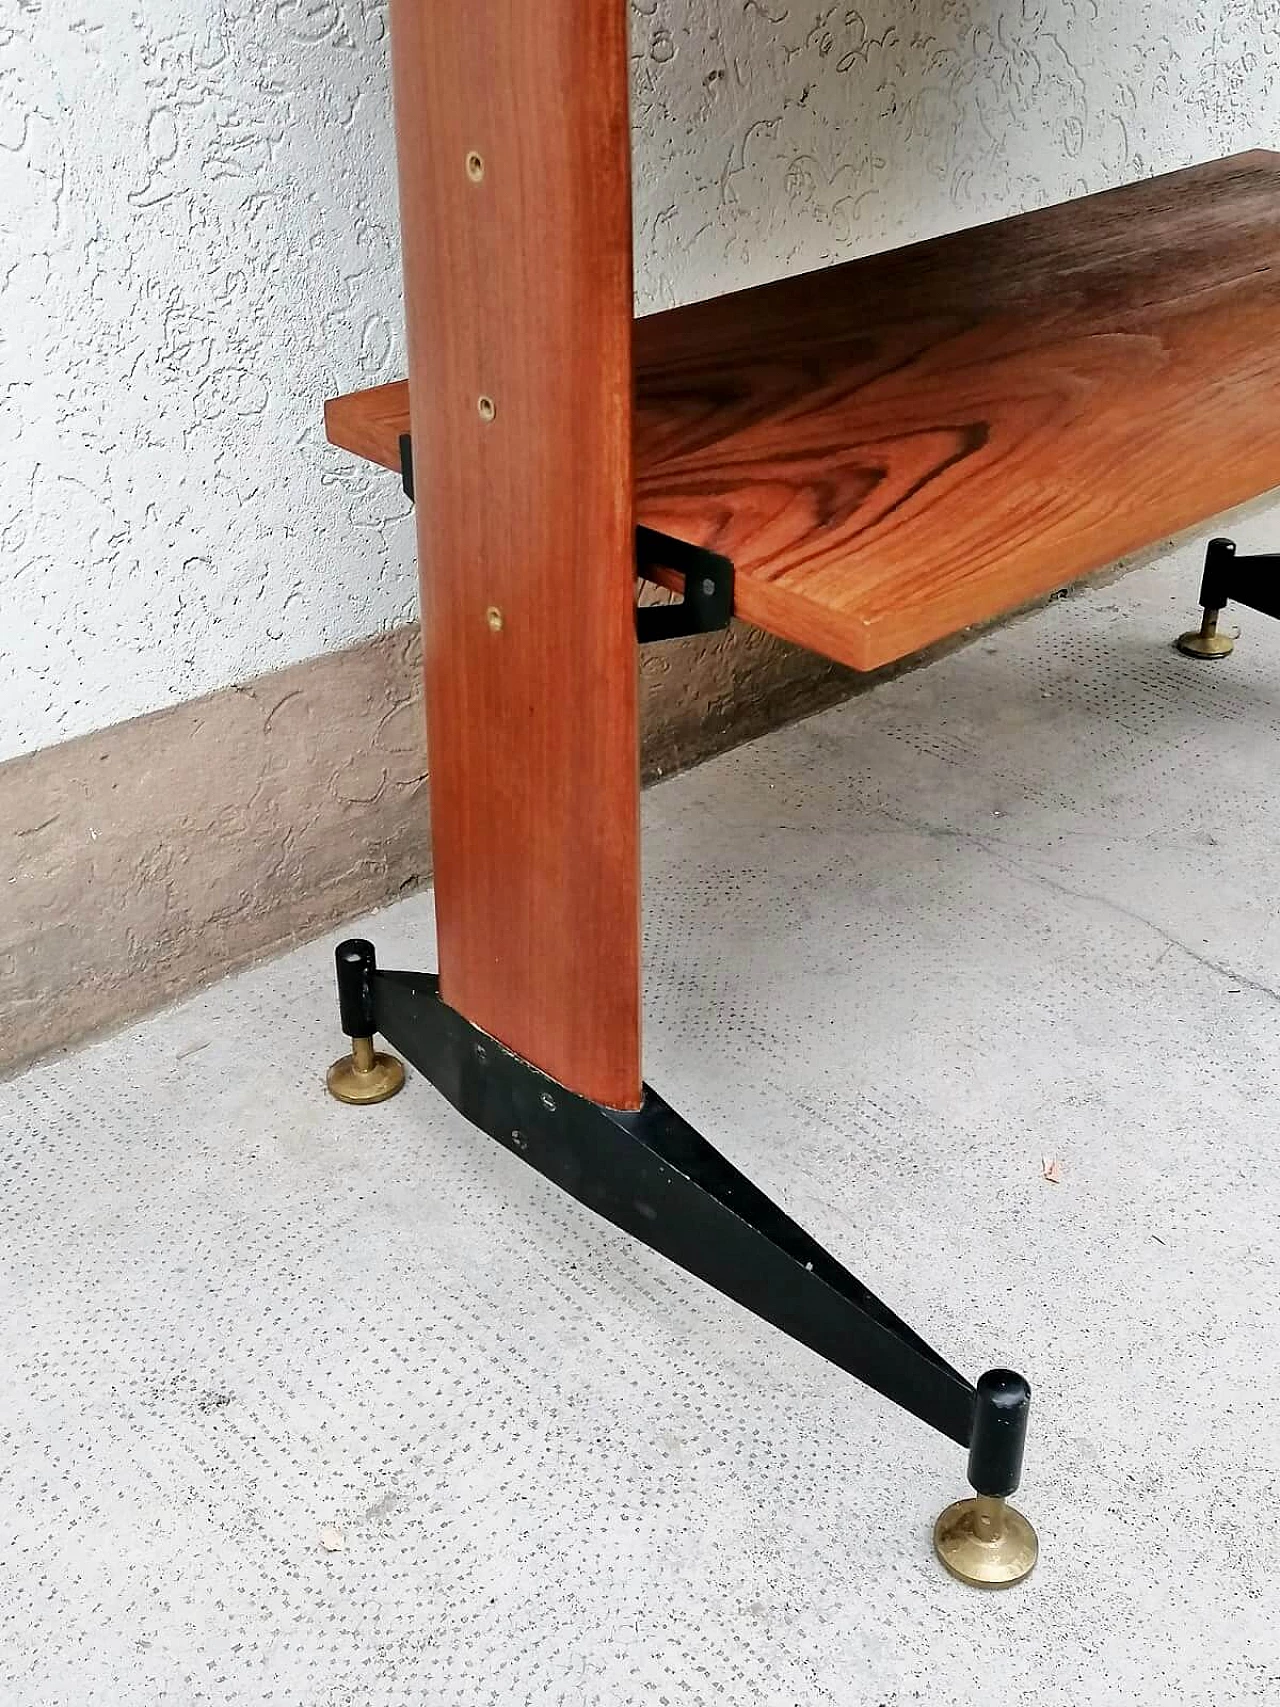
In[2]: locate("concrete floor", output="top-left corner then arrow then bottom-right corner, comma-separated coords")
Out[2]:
5,547 -> 1280,1705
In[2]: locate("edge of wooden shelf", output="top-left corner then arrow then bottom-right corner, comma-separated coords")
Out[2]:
326,151 -> 1280,674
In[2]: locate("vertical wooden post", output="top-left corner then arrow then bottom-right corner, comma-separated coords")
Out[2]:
388,1 -> 642,1108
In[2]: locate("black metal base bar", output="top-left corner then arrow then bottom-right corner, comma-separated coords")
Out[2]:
330,938 -> 1038,1580
378,961 -> 975,1442
1197,536 -> 1280,621
332,939 -> 1038,1491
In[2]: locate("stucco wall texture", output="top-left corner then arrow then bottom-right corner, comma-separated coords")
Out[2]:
5,1 -> 1280,765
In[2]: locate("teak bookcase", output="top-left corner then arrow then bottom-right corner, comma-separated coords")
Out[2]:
322,3 -> 1280,1587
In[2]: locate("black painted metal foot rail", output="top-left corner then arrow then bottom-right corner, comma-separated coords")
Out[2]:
328,937 -> 1038,1586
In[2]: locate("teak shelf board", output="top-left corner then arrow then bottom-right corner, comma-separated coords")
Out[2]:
326,150 -> 1280,673
323,379 -> 409,475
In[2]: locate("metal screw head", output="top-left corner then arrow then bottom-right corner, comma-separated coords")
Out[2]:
486,605 -> 504,632
477,395 -> 496,423
466,150 -> 485,182
474,1042 -> 488,1064
540,1090 -> 556,1113
700,577 -> 716,598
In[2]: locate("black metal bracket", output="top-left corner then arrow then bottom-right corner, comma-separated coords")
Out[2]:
399,432 -> 414,503
395,432 -> 732,644
635,526 -> 735,643
1198,536 -> 1280,621
332,939 -> 1031,1498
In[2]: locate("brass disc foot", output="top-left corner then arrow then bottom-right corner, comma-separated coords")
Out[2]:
933,1494 -> 1038,1588
327,1034 -> 405,1105
1176,609 -> 1234,659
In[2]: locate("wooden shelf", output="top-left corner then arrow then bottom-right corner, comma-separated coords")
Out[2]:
326,150 -> 1280,672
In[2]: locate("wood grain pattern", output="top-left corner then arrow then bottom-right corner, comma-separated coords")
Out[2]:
329,151 -> 1280,672
635,151 -> 1280,669
387,0 -> 641,1107
327,383 -> 406,476
323,379 -> 410,475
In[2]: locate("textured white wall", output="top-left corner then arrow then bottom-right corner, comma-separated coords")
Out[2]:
4,1 -> 1279,763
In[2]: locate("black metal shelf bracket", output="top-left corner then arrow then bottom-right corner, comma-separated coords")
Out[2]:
1177,536 -> 1280,659
635,526 -> 734,643
326,937 -> 1038,1586
396,433 -> 731,644
399,432 -> 414,502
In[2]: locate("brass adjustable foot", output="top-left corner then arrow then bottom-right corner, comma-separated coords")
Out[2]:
327,939 -> 405,1104
1176,607 -> 1234,660
327,1034 -> 405,1105
934,1368 -> 1037,1588
933,1492 -> 1038,1588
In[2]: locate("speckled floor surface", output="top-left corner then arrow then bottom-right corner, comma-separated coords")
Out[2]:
5,540 -> 1280,1705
